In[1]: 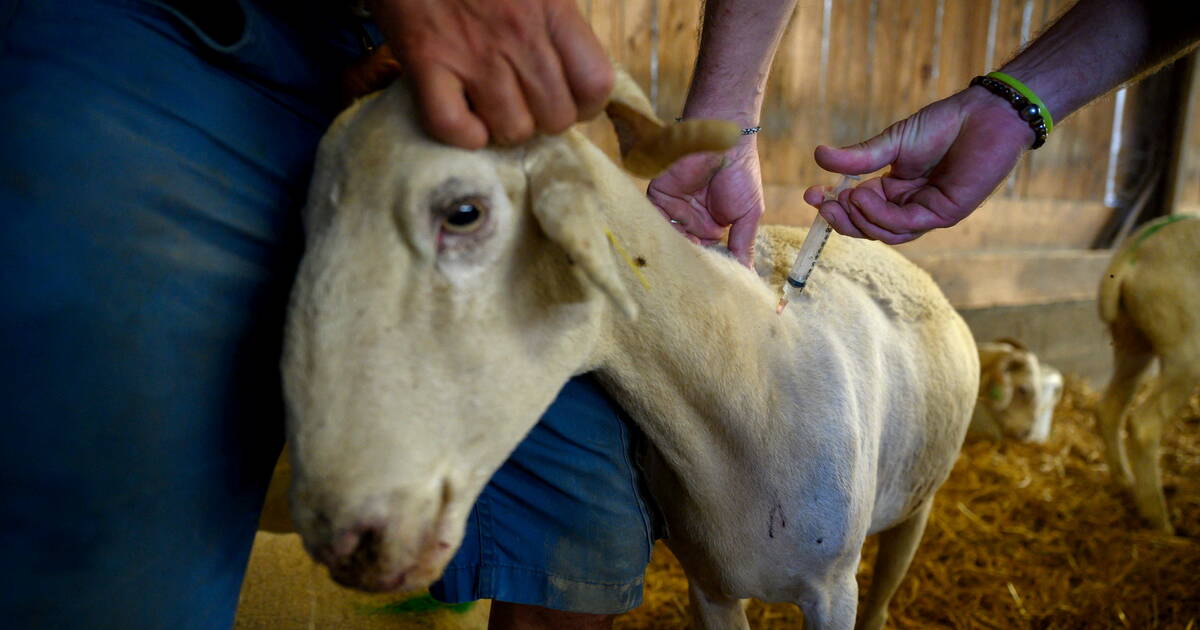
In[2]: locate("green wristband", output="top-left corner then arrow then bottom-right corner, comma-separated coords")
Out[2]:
987,71 -> 1053,134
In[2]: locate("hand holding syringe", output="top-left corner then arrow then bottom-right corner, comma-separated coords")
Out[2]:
776,174 -> 860,314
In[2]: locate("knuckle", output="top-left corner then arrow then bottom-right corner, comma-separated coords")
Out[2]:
492,5 -> 542,51
423,109 -> 483,149
424,104 -> 466,135
538,103 -> 578,134
573,62 -> 615,107
495,115 -> 536,146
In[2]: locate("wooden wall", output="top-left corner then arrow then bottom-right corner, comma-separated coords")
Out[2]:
578,0 -> 1198,254
1177,58 -> 1200,213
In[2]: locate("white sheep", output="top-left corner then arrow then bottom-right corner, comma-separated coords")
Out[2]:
1096,214 -> 1200,534
968,339 -> 1062,443
280,75 -> 979,630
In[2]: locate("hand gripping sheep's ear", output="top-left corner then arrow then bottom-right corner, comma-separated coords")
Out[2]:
604,69 -> 742,178
524,139 -> 639,320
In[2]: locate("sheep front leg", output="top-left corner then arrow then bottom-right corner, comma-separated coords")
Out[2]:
855,499 -> 933,630
685,580 -> 749,630
798,570 -> 859,630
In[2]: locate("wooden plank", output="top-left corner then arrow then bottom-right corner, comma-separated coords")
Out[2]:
896,0 -> 942,120
1186,53 -> 1200,207
958,300 -> 1113,386
654,0 -> 701,122
761,183 -> 1114,252
1021,92 -> 1116,202
575,0 -> 1128,251
825,0 -> 875,147
759,3 -> 819,187
620,0 -> 657,105
1166,51 -> 1200,214
905,249 -> 1112,309
935,0 -> 991,100
1014,0 -> 1116,202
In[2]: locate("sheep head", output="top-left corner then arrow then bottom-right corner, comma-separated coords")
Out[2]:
281,74 -> 738,593
976,339 -> 1049,441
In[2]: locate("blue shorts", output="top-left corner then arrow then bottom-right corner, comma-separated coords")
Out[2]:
430,376 -> 655,614
0,1 -> 652,627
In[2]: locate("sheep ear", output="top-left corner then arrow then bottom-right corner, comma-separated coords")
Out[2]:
604,69 -> 742,178
992,337 -> 1028,351
525,141 -> 638,320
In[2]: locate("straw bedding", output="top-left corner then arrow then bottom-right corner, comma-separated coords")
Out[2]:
615,377 -> 1200,629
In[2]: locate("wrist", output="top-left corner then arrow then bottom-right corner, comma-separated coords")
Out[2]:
961,85 -> 1038,150
679,105 -> 761,131
968,74 -> 1051,149
678,83 -> 764,129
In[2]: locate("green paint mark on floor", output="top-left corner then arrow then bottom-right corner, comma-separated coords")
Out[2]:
360,594 -> 476,617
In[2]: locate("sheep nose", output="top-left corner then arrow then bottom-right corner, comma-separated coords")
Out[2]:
322,522 -> 409,590
337,524 -> 380,564
304,514 -> 377,565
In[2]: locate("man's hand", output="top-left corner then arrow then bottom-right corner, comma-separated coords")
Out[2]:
804,86 -> 1034,245
369,0 -> 614,149
647,140 -> 764,267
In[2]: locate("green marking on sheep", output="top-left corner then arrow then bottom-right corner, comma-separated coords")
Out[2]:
359,594 -> 475,616
1124,214 -> 1196,266
989,385 -> 1005,401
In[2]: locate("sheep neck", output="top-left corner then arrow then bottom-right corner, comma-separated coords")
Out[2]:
591,173 -> 794,509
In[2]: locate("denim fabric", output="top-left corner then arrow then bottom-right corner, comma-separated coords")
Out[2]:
0,1 -> 363,627
431,376 -> 654,615
0,1 -> 652,627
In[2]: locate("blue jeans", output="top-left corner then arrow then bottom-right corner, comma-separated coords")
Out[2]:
0,1 -> 652,628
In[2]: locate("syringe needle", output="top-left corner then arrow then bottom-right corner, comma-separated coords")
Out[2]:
776,174 -> 860,314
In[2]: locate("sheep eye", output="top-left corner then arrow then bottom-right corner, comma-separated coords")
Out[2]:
440,198 -> 487,234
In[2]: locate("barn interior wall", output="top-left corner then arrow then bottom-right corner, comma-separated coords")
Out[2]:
578,0 -> 1197,382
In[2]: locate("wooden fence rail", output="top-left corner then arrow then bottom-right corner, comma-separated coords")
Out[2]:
579,1 -> 1200,250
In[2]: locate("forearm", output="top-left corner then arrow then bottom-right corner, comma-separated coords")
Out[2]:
682,0 -> 798,126
1000,0 -> 1200,122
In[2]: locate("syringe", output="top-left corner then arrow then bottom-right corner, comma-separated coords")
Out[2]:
775,174 -> 860,314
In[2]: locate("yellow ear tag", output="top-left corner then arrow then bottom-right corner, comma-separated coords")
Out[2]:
605,230 -> 651,290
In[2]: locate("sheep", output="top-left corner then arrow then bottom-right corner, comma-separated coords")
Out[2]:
1096,214 -> 1200,534
968,339 -> 1063,443
279,74 -> 979,630
1031,365 -> 1063,444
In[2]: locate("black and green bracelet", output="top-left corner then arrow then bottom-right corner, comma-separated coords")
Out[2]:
969,71 -> 1054,149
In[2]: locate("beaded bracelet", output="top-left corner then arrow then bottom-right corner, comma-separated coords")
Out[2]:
675,117 -> 761,135
969,72 -> 1053,149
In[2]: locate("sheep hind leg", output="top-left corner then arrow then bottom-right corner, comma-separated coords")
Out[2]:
1126,352 -> 1198,535
1098,318 -> 1154,487
684,580 -> 749,630
854,499 -> 933,630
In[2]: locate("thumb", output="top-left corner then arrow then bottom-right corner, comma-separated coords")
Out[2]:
814,126 -> 901,175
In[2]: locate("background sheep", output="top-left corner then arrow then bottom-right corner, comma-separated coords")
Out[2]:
1096,214 -> 1200,533
968,338 -> 1063,444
